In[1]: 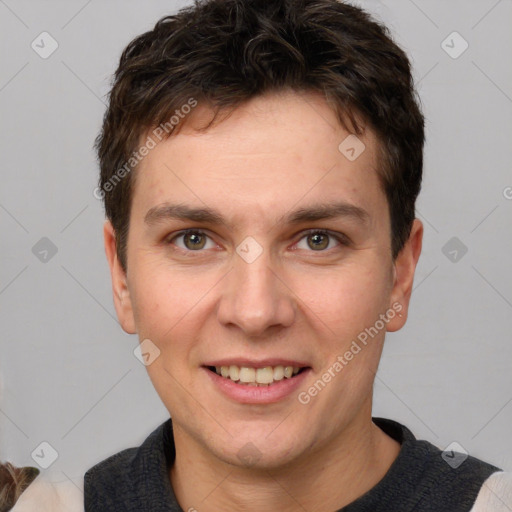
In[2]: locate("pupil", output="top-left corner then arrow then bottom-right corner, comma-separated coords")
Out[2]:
185,232 -> 205,250
309,233 -> 328,250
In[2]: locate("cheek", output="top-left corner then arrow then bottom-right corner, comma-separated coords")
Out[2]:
129,261 -> 215,378
314,264 -> 391,382
131,265 -> 204,411
130,262 -> 199,336
294,260 -> 390,334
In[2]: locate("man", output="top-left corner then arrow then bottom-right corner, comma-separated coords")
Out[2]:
85,0 -> 512,510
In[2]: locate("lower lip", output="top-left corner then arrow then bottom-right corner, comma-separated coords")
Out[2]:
202,367 -> 311,404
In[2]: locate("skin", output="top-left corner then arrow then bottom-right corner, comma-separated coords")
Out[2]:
104,89 -> 423,511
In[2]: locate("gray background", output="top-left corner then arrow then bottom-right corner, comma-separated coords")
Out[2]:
1,0 -> 511,491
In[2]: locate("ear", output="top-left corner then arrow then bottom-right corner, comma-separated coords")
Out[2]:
103,220 -> 136,334
386,219 -> 423,332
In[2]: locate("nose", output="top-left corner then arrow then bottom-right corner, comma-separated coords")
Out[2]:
216,244 -> 296,338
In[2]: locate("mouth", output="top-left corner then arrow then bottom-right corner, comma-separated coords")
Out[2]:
205,364 -> 309,387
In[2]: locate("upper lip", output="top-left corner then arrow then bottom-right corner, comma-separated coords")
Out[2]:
203,358 -> 311,369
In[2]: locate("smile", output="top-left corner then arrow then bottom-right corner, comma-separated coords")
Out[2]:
208,365 -> 305,386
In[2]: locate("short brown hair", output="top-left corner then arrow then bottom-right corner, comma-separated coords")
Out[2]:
96,0 -> 424,271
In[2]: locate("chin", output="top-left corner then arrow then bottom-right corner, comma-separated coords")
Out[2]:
209,422 -> 310,470
219,443 -> 304,471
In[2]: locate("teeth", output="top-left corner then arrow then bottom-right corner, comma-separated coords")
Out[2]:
214,364 -> 303,385
239,367 -> 255,383
256,367 -> 274,384
273,366 -> 284,381
229,365 -> 239,381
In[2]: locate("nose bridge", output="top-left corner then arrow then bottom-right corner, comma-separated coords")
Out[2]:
217,239 -> 295,335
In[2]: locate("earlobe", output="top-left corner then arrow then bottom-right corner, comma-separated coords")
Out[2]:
386,219 -> 423,333
103,220 -> 137,334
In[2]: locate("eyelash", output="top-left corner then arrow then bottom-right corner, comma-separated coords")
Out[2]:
166,228 -> 350,254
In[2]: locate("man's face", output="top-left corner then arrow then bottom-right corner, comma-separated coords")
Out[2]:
106,90 -> 419,469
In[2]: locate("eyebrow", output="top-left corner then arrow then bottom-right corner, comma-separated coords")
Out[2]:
144,201 -> 370,228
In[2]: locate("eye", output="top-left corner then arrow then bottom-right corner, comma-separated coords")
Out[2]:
166,228 -> 349,254
168,229 -> 216,251
295,229 -> 348,252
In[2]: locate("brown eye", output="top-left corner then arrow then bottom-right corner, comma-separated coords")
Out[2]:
183,231 -> 206,250
307,232 -> 329,250
169,230 -> 215,251
295,229 -> 348,252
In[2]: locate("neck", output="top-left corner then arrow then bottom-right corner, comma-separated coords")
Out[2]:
170,406 -> 401,512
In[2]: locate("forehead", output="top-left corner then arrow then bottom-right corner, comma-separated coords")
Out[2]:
132,90 -> 387,229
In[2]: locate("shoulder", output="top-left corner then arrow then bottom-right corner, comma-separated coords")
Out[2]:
407,439 -> 503,509
85,446 -> 138,481
85,419 -> 171,483
84,421 -> 168,487
11,474 -> 83,512
84,446 -> 139,503
372,417 -> 504,511
470,471 -> 512,511
84,419 -> 173,507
